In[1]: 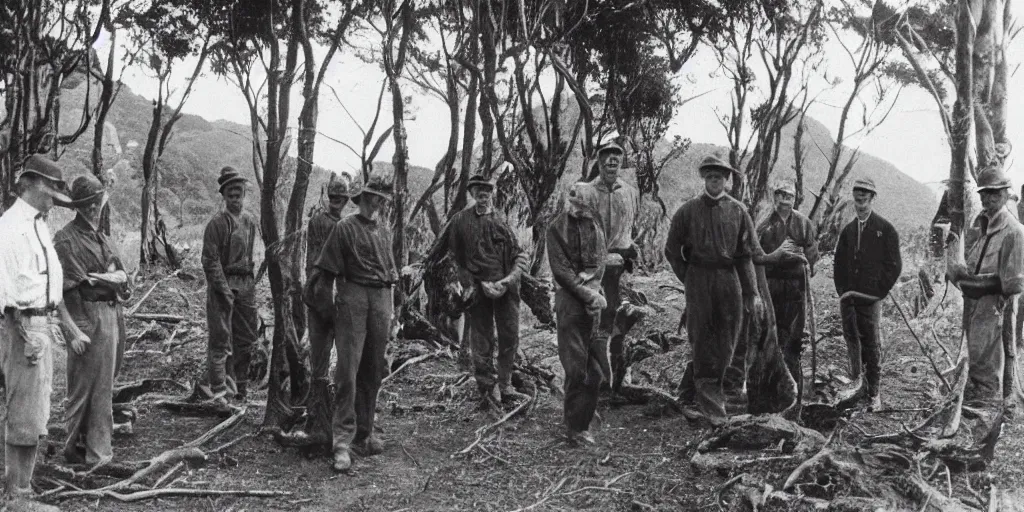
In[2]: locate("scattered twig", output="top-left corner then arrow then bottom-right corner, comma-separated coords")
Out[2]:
890,296 -> 952,393
381,351 -> 442,387
54,488 -> 291,503
476,444 -> 510,465
717,473 -> 747,512
401,443 -> 422,468
126,270 -> 181,316
152,462 -> 184,489
454,394 -> 535,457
210,432 -> 254,454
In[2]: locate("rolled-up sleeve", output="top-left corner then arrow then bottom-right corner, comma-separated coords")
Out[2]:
1000,229 -> 1024,295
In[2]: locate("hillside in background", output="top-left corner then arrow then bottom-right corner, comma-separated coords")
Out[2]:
50,82 -> 936,260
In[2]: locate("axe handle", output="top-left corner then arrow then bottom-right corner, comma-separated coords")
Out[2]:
805,265 -> 817,399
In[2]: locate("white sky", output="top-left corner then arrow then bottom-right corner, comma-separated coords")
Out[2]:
96,6 -> 1024,191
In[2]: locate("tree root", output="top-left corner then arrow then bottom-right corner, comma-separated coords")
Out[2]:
53,488 -> 292,502
113,379 -> 190,403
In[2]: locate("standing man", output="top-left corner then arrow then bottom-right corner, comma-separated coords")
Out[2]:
948,168 -> 1024,417
548,183 -> 607,445
314,176 -> 398,472
54,175 -> 130,466
0,154 -> 89,509
663,156 -> 763,423
577,140 -> 640,392
307,174 -> 350,383
430,172 -> 530,410
199,166 -> 260,406
833,177 -> 902,411
757,182 -> 819,402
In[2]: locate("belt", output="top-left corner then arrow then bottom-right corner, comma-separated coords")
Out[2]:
689,259 -> 740,270
4,305 -> 57,317
350,280 -> 393,289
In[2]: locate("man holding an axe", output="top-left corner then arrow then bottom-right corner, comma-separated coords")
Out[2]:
757,181 -> 818,403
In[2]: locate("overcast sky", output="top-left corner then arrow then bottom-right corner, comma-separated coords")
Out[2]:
98,7 -> 1024,192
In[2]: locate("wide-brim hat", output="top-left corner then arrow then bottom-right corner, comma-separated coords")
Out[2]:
20,154 -> 72,204
851,177 -> 877,195
698,155 -> 736,176
55,174 -> 105,208
351,175 -> 394,203
217,165 -> 248,193
976,166 -> 1012,192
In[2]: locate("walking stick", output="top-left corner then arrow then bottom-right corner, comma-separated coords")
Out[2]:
805,264 -> 817,401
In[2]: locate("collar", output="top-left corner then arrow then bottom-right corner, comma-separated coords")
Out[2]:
976,207 -> 1014,235
355,212 -> 378,225
8,197 -> 41,222
856,211 -> 873,224
473,206 -> 495,217
591,177 -> 623,193
72,213 -> 100,233
703,188 -> 727,201
771,209 -> 793,225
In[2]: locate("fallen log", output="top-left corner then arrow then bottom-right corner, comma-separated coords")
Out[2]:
156,400 -> 240,418
113,379 -> 190,403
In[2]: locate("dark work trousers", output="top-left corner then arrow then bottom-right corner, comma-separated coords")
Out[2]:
840,298 -> 882,397
595,264 -> 624,389
308,307 -> 336,381
64,299 -> 121,465
331,281 -> 392,452
683,267 -> 745,419
205,274 -> 258,396
555,289 -> 604,433
467,283 -> 520,394
768,277 -> 806,399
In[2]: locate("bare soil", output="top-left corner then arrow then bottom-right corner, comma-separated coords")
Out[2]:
8,253 -> 1023,511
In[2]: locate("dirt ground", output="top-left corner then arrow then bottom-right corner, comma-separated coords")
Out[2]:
11,247 -> 1024,511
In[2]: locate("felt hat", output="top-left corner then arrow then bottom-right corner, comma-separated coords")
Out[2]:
773,181 -> 797,196
20,154 -> 72,204
698,155 -> 736,176
217,166 -> 248,193
350,175 -> 394,203
976,167 -> 1012,192
851,177 -> 878,195
57,174 -> 106,208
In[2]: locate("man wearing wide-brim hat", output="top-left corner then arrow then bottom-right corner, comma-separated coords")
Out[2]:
663,155 -> 765,423
313,174 -> 399,472
576,139 -> 640,393
948,167 -> 1024,424
429,167 -> 530,412
54,174 -> 132,466
0,154 -> 89,510
198,166 -> 260,407
833,176 -> 902,411
756,180 -> 819,404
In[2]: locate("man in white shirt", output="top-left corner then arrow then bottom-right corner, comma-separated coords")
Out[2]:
0,154 -> 89,507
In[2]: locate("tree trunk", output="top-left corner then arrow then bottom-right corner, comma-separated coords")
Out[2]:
140,86 -> 164,265
950,0 -> 975,235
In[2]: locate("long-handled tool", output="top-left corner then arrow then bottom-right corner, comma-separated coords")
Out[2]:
805,264 -> 817,402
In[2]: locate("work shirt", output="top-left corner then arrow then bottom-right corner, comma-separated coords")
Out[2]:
434,206 -> 529,284
757,209 -> 819,279
966,207 -> 1024,295
54,215 -> 126,302
576,177 -> 640,253
664,194 -> 759,272
316,213 -> 398,287
547,212 -> 606,303
833,211 -> 901,299
0,198 -> 63,310
306,210 -> 341,275
202,211 -> 259,296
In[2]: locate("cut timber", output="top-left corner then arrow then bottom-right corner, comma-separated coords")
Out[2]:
520,273 -> 553,327
126,313 -> 185,324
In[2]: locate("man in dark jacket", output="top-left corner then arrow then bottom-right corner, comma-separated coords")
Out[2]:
431,171 -> 530,410
199,166 -> 260,406
307,174 -> 350,382
833,177 -> 902,411
548,183 -> 607,445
